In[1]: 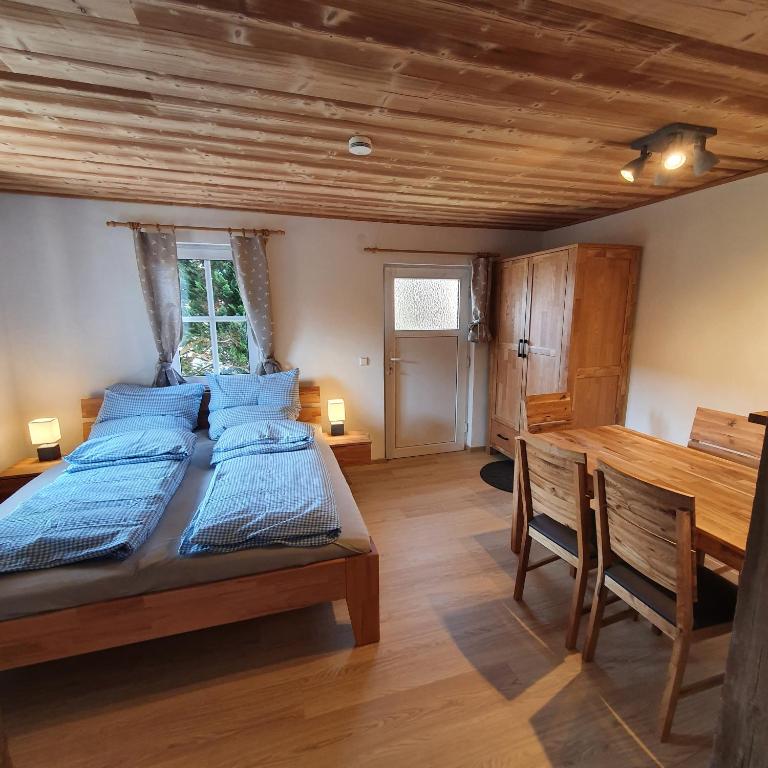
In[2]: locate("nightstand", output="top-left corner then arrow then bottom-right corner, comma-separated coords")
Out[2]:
0,457 -> 63,503
322,431 -> 372,469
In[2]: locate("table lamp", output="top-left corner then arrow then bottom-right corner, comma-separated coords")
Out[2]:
29,417 -> 62,461
328,399 -> 346,436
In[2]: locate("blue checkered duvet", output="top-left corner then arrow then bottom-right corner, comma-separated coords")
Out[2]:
179,422 -> 339,554
208,405 -> 294,440
90,415 -> 193,439
66,428 -> 197,471
0,428 -> 195,574
211,420 -> 315,462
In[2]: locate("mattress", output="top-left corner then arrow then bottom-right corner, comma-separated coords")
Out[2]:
0,436 -> 371,622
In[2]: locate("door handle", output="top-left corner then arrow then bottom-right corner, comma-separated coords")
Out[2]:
390,357 -> 402,362
520,339 -> 528,359
517,339 -> 523,358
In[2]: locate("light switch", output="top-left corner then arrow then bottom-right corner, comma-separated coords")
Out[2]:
359,356 -> 369,366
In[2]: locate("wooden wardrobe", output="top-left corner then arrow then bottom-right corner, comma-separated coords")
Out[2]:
488,243 -> 641,456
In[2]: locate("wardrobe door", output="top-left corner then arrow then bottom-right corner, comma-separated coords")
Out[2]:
492,258 -> 529,432
524,250 -> 569,396
568,245 -> 640,426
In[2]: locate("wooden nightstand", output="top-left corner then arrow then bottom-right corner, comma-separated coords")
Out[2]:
0,458 -> 63,503
322,431 -> 372,469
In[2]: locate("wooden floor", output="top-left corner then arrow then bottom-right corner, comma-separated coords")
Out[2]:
0,452 -> 728,767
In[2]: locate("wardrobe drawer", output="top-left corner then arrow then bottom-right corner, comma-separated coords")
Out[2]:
490,419 -> 516,455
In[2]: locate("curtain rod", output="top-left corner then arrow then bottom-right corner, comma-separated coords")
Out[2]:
106,220 -> 285,236
363,247 -> 496,256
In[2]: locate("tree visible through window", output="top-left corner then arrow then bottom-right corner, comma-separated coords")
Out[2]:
177,243 -> 256,376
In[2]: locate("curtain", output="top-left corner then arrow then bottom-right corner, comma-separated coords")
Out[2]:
133,228 -> 186,386
468,254 -> 493,343
229,232 -> 282,374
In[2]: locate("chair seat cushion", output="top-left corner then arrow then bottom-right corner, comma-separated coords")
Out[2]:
529,514 -> 594,558
605,561 -> 738,629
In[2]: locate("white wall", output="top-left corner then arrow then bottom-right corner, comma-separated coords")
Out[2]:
7,173 -> 761,464
0,306 -> 22,468
0,193 -> 538,461
542,172 -> 768,445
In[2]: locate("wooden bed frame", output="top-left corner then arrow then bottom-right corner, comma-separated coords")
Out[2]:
0,385 -> 379,672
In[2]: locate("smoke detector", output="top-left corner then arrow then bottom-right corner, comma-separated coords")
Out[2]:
348,135 -> 373,156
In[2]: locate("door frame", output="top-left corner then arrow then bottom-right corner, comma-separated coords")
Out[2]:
383,264 -> 471,460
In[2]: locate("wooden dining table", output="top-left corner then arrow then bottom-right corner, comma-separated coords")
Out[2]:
510,425 -> 758,572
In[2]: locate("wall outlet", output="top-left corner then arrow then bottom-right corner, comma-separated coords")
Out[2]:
359,356 -> 369,366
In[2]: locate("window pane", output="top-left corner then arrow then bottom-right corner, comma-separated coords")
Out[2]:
393,277 -> 460,331
211,260 -> 245,316
179,321 -> 214,376
178,259 -> 208,316
217,321 -> 250,374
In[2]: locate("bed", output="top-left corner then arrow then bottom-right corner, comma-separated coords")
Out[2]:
0,385 -> 379,671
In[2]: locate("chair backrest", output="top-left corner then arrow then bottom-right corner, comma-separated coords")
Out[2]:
688,406 -> 764,468
595,459 -> 696,625
517,433 -> 588,532
524,392 -> 573,434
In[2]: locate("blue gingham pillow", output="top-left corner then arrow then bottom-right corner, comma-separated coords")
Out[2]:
206,369 -> 301,419
96,383 -> 205,430
259,369 -> 301,419
207,374 -> 261,411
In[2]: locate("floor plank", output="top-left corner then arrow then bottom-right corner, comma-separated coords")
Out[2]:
0,452 -> 725,767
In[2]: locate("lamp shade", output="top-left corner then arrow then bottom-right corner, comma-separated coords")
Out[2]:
327,399 -> 346,423
28,417 -> 61,445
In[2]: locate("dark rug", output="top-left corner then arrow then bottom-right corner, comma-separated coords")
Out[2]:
480,459 -> 515,493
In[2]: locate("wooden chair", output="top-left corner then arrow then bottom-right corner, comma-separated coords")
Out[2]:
584,459 -> 738,741
688,406 -> 764,468
523,392 -> 573,434
513,433 -> 595,650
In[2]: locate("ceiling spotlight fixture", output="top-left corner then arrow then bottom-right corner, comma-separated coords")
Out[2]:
348,135 -> 373,156
620,146 -> 650,183
693,134 -> 720,177
620,122 -> 718,184
662,135 -> 687,170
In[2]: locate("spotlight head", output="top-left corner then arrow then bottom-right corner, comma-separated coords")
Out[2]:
693,135 -> 719,176
662,135 -> 687,170
624,123 -> 717,185
620,147 -> 650,183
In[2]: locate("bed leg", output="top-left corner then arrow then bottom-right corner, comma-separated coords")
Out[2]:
345,542 -> 380,646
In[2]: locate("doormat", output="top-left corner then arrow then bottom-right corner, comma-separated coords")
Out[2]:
480,459 -> 515,493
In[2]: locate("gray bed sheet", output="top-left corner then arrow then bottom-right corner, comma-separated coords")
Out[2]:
0,436 -> 371,621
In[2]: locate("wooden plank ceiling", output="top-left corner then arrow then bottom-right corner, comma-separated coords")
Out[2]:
0,0 -> 767,230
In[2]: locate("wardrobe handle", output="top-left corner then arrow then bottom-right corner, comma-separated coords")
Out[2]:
517,339 -> 524,358
520,339 -> 528,359
496,433 -> 510,441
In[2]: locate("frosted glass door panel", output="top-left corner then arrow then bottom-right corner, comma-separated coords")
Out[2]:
394,336 -> 459,448
393,278 -> 459,331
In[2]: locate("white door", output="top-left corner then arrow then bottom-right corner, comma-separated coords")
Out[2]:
384,265 -> 470,459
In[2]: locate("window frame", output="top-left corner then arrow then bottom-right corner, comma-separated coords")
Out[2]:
175,242 -> 258,379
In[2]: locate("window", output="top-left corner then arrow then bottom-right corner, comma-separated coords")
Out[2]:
393,277 -> 460,331
176,243 -> 257,377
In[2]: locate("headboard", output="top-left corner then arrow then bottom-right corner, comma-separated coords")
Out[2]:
80,385 -> 322,440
